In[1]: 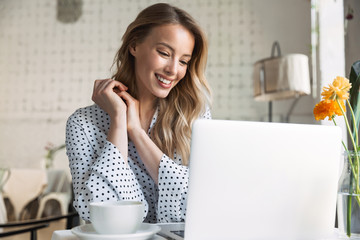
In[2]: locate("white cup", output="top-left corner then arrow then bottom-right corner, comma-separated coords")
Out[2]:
90,201 -> 144,235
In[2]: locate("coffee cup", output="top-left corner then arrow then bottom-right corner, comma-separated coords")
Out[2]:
90,201 -> 144,235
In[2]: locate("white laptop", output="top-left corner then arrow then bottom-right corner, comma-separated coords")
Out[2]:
158,119 -> 342,240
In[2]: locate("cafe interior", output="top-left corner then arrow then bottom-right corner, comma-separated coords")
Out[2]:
0,0 -> 359,239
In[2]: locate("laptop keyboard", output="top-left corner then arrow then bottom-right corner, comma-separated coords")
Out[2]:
171,230 -> 185,237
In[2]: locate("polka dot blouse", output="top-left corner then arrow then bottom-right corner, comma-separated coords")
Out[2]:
65,104 -> 211,223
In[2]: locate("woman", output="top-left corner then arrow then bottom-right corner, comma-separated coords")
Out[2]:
66,3 -> 211,223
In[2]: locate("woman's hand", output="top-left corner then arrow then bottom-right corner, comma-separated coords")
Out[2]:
91,79 -> 128,119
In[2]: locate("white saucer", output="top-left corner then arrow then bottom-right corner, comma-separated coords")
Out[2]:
71,223 -> 161,240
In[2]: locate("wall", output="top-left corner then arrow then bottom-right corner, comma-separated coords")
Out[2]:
343,0 -> 359,151
316,0 -> 346,148
0,0 -> 312,172
344,0 -> 360,73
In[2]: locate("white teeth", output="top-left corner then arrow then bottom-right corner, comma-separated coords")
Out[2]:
157,75 -> 171,84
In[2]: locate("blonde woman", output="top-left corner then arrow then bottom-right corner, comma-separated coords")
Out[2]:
66,3 -> 211,223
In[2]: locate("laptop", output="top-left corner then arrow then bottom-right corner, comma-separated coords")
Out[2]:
158,119 -> 342,240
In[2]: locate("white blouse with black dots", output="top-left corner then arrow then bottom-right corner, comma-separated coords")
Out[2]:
65,104 -> 211,223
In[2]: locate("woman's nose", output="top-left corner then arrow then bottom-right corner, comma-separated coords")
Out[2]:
164,59 -> 177,76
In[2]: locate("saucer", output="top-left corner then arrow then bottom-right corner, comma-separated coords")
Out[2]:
71,223 -> 161,240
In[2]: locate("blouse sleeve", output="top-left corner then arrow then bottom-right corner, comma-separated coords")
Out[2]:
66,113 -> 148,221
157,154 -> 189,222
156,106 -> 212,222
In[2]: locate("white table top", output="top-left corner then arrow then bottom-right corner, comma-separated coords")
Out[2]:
51,229 -> 167,240
52,226 -> 349,240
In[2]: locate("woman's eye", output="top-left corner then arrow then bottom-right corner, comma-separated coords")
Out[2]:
180,60 -> 189,66
157,50 -> 169,57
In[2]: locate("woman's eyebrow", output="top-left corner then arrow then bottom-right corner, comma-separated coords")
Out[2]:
157,42 -> 192,58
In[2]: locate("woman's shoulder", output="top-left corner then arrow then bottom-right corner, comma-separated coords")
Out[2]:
67,104 -> 109,126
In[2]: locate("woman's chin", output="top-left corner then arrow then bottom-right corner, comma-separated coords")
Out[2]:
156,93 -> 170,99
153,89 -> 171,99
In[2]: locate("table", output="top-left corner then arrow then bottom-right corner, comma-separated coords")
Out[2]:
51,229 -> 166,240
52,225 -> 349,240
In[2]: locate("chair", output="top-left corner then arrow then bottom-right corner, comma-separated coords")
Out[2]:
2,168 -> 47,221
36,169 -> 72,218
0,192 -> 7,224
0,168 -> 10,223
0,212 -> 79,240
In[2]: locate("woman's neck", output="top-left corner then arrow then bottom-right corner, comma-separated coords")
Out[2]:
138,95 -> 157,132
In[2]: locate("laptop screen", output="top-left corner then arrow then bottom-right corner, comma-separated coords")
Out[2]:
184,120 -> 341,240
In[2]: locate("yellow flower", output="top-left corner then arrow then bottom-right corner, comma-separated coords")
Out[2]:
321,76 -> 351,101
313,99 -> 346,121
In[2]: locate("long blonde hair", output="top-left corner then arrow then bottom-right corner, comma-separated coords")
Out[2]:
112,3 -> 211,165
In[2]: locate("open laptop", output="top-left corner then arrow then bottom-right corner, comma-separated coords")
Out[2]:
158,119 -> 342,240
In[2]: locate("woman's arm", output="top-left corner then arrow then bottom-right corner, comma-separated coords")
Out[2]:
118,91 -> 163,184
66,109 -> 149,221
67,77 -> 149,221
91,79 -> 128,159
106,113 -> 128,161
128,128 -> 163,184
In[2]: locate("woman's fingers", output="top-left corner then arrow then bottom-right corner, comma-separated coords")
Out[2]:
93,79 -> 112,99
93,79 -> 128,94
91,79 -> 130,119
113,80 -> 128,92
92,79 -> 128,101
118,91 -> 136,106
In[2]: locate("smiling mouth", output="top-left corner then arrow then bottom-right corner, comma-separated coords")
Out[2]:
156,74 -> 171,84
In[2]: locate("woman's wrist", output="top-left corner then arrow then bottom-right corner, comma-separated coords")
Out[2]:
107,114 -> 128,159
128,127 -> 162,183
128,127 -> 147,142
109,109 -> 127,124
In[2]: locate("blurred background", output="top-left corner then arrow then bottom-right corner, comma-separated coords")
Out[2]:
0,0 -> 359,238
0,0 -> 358,175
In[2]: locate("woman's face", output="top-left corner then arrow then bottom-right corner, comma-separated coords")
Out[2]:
130,24 -> 195,100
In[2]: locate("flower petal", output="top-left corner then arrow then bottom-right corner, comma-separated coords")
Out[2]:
313,100 -> 345,121
321,76 -> 351,101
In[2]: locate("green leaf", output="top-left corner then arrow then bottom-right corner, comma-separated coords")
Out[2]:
349,60 -> 360,140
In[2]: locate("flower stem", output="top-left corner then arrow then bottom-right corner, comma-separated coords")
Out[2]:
337,99 -> 358,155
347,195 -> 352,237
337,99 -> 360,236
333,116 -> 360,182
347,99 -> 359,147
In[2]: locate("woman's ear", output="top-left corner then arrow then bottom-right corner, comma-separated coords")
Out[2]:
129,43 -> 137,57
